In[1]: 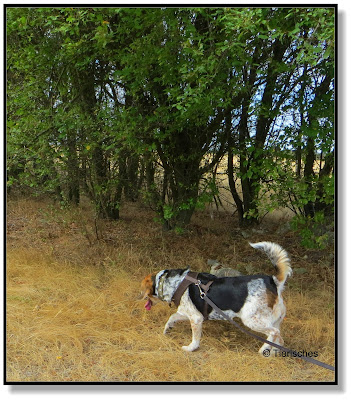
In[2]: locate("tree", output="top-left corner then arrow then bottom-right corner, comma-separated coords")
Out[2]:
222,7 -> 335,225
7,8 -> 130,218
6,6 -> 335,230
111,8 -> 230,229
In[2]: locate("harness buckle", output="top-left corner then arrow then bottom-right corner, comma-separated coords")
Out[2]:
195,280 -> 206,299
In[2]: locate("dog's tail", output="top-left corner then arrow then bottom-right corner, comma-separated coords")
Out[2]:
249,242 -> 292,286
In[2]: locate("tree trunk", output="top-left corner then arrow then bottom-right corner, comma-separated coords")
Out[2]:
238,99 -> 259,226
303,74 -> 333,218
125,152 -> 140,202
303,136 -> 315,218
226,110 -> 244,225
315,149 -> 334,216
67,132 -> 80,205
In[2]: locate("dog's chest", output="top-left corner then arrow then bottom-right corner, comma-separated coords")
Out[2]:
157,270 -> 188,302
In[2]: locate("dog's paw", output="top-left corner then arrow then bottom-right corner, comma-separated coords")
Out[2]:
181,344 -> 198,352
163,324 -> 174,335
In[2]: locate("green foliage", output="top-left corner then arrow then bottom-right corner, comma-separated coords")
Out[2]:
6,6 -> 335,230
291,212 -> 333,249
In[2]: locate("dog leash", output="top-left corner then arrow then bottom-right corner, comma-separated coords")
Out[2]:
184,273 -> 335,372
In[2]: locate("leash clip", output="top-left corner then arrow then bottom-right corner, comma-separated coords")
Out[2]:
195,280 -> 206,299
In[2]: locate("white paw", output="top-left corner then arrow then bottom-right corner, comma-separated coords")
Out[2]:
182,344 -> 198,352
163,325 -> 173,335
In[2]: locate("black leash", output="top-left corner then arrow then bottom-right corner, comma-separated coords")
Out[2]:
185,274 -> 335,372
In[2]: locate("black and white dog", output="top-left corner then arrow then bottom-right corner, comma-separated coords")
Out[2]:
140,242 -> 292,354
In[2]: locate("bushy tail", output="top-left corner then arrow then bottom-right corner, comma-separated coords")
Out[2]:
249,241 -> 292,285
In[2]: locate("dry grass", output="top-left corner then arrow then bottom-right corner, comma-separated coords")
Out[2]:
6,197 -> 335,382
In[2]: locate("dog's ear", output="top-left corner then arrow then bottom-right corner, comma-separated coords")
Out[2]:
140,273 -> 155,299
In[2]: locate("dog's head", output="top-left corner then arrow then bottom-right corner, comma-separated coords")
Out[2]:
140,273 -> 157,310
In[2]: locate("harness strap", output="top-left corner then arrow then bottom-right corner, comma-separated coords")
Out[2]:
185,274 -> 335,372
184,274 -> 212,290
172,271 -> 214,319
183,274 -> 213,319
171,271 -> 199,307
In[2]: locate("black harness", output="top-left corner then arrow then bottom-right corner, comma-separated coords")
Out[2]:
171,271 -> 214,319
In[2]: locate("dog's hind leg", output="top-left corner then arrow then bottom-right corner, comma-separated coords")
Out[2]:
257,327 -> 284,356
241,316 -> 284,357
163,312 -> 188,334
272,301 -> 286,330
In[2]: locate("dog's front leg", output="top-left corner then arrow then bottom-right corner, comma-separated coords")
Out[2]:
163,311 -> 188,334
182,315 -> 203,352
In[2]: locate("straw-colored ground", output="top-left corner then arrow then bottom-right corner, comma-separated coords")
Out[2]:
6,197 -> 335,382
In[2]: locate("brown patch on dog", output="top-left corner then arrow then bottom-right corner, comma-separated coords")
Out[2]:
140,273 -> 155,299
266,288 -> 278,309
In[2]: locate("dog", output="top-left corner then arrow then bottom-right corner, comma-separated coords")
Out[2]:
208,259 -> 242,277
140,241 -> 292,354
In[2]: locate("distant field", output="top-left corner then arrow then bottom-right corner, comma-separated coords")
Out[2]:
6,197 -> 335,382
202,154 -> 322,220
